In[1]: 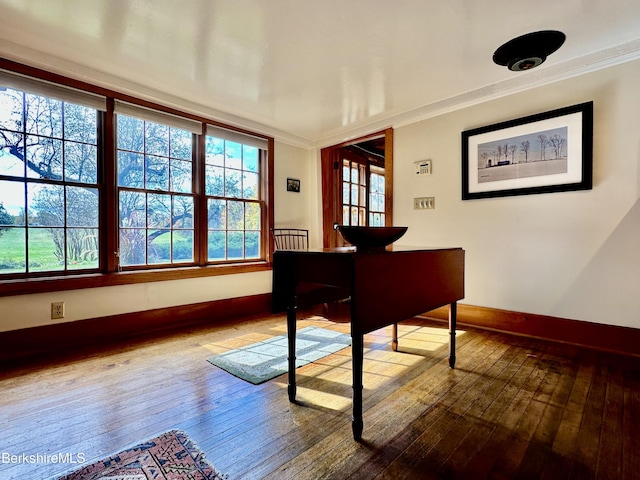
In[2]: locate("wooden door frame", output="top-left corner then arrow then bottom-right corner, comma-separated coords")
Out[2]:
320,128 -> 393,248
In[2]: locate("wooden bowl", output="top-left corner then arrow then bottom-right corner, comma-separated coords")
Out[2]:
335,225 -> 408,252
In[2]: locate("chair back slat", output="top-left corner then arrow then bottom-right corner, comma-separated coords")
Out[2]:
272,228 -> 309,250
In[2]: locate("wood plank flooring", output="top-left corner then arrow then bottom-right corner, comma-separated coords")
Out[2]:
1,311 -> 639,479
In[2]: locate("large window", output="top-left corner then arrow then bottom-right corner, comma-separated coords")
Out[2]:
0,77 -> 104,275
205,126 -> 264,261
0,66 -> 272,290
115,102 -> 199,268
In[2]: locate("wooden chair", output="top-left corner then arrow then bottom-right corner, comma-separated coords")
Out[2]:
272,228 -> 309,250
271,228 -> 350,315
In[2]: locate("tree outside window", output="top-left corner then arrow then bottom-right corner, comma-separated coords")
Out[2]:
0,88 -> 100,274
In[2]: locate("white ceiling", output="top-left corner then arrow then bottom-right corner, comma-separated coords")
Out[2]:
1,0 -> 640,148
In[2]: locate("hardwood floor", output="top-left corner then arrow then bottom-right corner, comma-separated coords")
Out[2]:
1,311 -> 639,479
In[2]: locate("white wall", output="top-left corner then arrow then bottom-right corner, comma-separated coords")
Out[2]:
0,141 -> 313,333
3,61 -> 639,333
393,60 -> 640,328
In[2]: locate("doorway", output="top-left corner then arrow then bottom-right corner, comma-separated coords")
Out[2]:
320,128 -> 393,248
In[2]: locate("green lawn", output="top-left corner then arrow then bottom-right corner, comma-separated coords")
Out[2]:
0,227 -> 97,273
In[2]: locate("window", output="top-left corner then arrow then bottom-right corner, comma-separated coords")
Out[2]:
115,101 -> 200,268
0,65 -> 272,292
0,74 -> 105,275
341,158 -> 385,227
205,126 -> 265,262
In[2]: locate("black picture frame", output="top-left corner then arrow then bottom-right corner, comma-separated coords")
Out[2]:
286,178 -> 301,192
462,101 -> 593,200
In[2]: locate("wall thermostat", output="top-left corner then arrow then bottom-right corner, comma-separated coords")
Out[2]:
414,159 -> 432,176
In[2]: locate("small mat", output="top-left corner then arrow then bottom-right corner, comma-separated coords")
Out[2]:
207,326 -> 351,384
55,429 -> 227,479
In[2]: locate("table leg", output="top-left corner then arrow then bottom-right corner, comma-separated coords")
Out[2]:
391,323 -> 398,351
352,333 -> 364,441
287,303 -> 297,402
449,302 -> 457,369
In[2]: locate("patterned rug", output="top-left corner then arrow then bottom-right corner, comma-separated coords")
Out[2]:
56,430 -> 227,480
207,326 -> 351,384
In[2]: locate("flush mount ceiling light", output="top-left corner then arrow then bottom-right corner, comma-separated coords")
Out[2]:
493,30 -> 566,71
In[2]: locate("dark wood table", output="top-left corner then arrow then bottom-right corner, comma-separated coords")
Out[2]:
272,246 -> 465,440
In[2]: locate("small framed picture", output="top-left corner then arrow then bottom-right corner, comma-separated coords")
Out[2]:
462,101 -> 593,200
286,178 -> 301,192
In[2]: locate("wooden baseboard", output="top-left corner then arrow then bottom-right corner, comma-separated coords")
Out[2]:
0,293 -> 272,363
423,304 -> 640,358
3,296 -> 638,364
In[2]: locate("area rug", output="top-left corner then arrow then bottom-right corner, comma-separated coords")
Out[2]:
207,326 -> 351,384
56,429 -> 227,480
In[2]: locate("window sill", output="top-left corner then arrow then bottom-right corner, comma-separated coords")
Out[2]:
0,262 -> 272,297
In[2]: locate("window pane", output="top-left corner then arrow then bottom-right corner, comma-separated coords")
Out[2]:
120,229 -> 146,266
243,145 -> 258,172
67,186 -> 99,227
0,180 -> 25,225
170,159 -> 192,193
342,183 -> 349,204
245,231 -> 259,258
245,202 -> 260,230
25,94 -> 62,137
118,151 -> 144,187
225,169 -> 241,198
173,196 -> 193,228
225,141 -> 242,169
228,201 -> 244,230
28,183 -> 64,227
148,229 -> 170,264
28,227 -> 64,272
205,137 -> 224,166
64,103 -> 97,144
208,199 -> 226,229
0,131 -> 24,177
227,231 -> 244,259
205,165 -> 224,196
146,155 -> 170,191
67,228 -> 99,269
65,142 -> 97,183
170,128 -> 192,160
148,193 -> 171,228
208,230 -> 226,260
0,227 -> 26,273
0,88 -> 23,131
117,115 -> 144,152
144,121 -> 169,156
243,171 -> 258,200
343,206 -> 350,225
25,135 -> 63,180
119,191 -> 146,228
172,230 -> 193,263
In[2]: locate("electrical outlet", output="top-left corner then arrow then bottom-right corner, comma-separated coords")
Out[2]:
413,197 -> 435,209
51,302 -> 65,319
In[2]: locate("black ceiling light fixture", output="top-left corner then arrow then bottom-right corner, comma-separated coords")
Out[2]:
493,30 -> 566,71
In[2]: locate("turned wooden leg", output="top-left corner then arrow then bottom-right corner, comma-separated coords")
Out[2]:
287,303 -> 297,401
449,302 -> 457,369
352,333 -> 364,441
392,322 -> 398,351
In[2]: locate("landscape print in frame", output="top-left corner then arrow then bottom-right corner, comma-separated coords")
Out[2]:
462,102 -> 593,200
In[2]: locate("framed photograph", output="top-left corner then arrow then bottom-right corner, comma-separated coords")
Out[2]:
286,178 -> 301,192
462,101 -> 593,200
